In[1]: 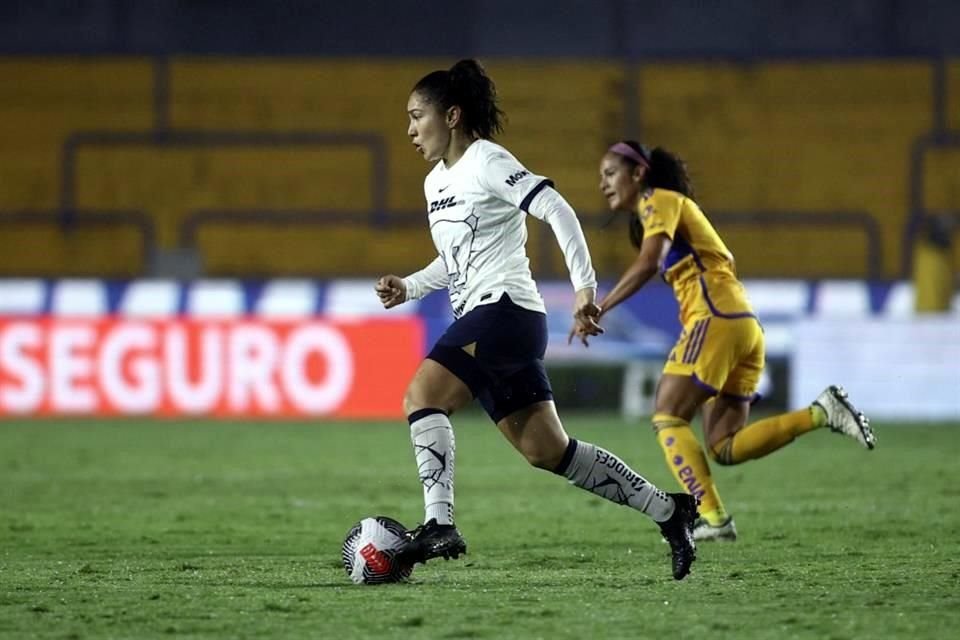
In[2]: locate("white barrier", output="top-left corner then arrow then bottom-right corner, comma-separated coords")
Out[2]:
790,317 -> 960,421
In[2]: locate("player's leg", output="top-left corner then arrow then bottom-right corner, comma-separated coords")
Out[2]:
701,320 -> 819,466
652,374 -> 731,535
704,387 -> 875,465
654,316 -> 735,534
397,357 -> 474,565
704,393 -> 816,464
495,399 -> 698,580
703,319 -> 875,466
398,300 -> 505,565
497,399 -> 675,520
403,358 -> 474,525
480,316 -> 686,528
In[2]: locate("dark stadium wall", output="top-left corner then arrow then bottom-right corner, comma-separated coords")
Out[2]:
1,0 -> 959,57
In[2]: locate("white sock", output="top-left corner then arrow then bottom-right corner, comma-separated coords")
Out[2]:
409,410 -> 455,526
555,439 -> 675,522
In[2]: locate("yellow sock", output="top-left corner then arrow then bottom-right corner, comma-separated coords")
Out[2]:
711,407 -> 820,465
653,414 -> 728,526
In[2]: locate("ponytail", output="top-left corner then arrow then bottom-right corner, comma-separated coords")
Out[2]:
646,147 -> 694,199
413,59 -> 505,140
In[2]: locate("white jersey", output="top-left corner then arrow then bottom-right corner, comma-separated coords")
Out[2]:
405,140 -> 590,318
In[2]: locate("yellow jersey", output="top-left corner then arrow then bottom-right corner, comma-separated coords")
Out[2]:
637,188 -> 755,325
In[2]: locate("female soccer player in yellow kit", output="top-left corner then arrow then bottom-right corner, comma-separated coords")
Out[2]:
574,141 -> 876,541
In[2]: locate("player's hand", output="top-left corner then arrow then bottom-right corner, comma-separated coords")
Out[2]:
375,275 -> 407,309
569,287 -> 604,346
568,315 -> 603,347
567,321 -> 589,347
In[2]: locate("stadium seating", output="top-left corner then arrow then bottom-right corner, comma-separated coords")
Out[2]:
921,145 -> 960,273
0,219 -> 147,276
949,60 -> 960,130
637,61 -> 933,278
0,59 -> 153,210
0,59 -> 154,274
0,57 -> 956,278
74,144 -> 375,247
170,59 -> 426,212
479,60 -> 624,214
169,59 -> 622,274
196,223 -> 434,276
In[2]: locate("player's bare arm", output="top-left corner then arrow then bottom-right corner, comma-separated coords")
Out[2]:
597,232 -> 671,318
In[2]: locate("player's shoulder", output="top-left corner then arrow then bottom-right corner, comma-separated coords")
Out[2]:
471,139 -> 518,165
643,187 -> 686,205
637,188 -> 693,222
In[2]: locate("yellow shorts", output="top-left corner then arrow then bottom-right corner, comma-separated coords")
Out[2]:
662,315 -> 765,400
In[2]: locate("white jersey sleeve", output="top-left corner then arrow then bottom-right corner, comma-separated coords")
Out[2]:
526,187 -> 597,292
403,256 -> 449,301
476,148 -> 554,212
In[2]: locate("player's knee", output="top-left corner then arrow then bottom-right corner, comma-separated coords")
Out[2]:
516,434 -> 567,470
401,387 -> 422,416
403,384 -> 443,417
403,379 -> 452,415
522,446 -> 564,470
652,413 -> 690,437
708,438 -> 736,466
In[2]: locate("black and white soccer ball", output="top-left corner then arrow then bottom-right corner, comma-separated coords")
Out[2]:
341,516 -> 414,585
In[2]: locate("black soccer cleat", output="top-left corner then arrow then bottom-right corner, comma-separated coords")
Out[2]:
396,518 -> 467,566
657,493 -> 699,580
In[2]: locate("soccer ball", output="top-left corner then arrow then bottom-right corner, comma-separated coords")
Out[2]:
341,516 -> 414,584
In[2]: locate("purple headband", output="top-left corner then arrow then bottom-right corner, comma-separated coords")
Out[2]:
608,142 -> 650,168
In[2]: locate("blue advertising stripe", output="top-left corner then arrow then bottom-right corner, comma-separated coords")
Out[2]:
105,280 -> 127,314
40,279 -> 54,315
0,278 -> 898,322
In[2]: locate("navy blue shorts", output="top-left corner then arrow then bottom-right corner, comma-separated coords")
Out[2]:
427,294 -> 554,423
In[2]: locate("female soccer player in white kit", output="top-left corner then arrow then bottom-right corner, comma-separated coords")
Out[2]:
375,59 -> 699,580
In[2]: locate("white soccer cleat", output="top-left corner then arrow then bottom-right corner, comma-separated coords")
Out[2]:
813,385 -> 876,450
693,516 -> 738,542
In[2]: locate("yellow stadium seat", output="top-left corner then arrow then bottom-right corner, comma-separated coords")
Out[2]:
948,60 -> 960,130
923,146 -> 960,213
169,59 -> 623,217
638,61 -> 933,278
0,56 -> 947,279
0,58 -> 153,211
920,144 -> 960,276
0,219 -> 145,276
196,223 -> 435,276
170,58 -> 437,214
73,144 -> 375,247
481,60 -> 624,214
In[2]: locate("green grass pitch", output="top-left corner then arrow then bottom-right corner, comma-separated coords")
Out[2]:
2,414 -> 958,639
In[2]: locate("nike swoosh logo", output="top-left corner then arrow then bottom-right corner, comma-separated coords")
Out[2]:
438,185 -> 450,192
